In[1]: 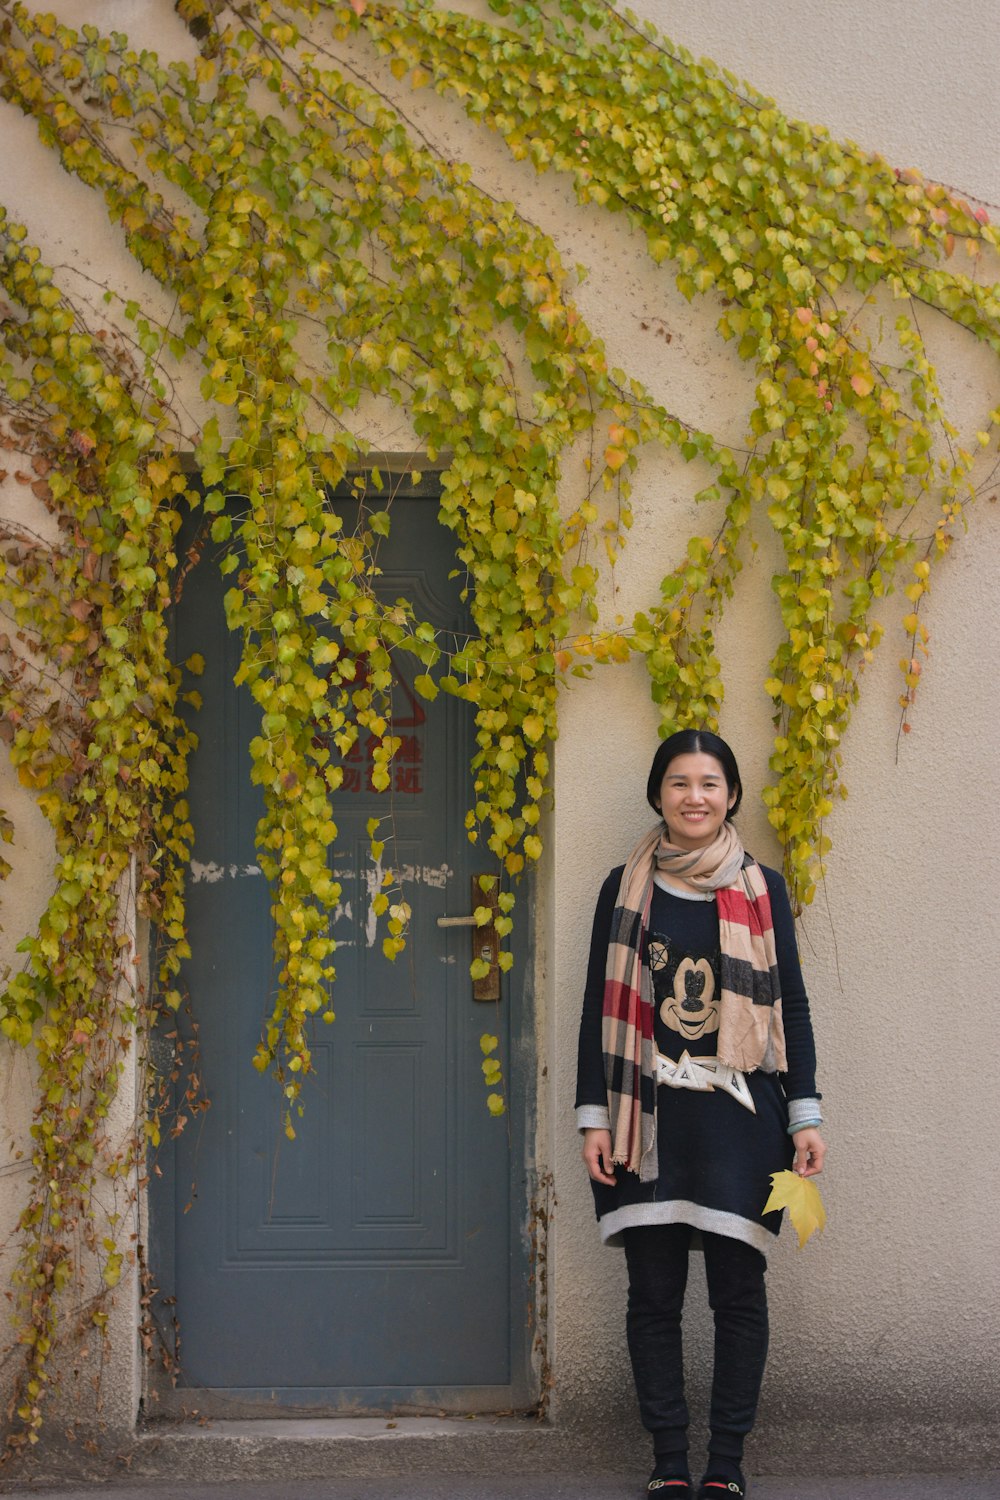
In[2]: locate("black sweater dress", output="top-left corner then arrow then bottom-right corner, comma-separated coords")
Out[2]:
575,863 -> 820,1253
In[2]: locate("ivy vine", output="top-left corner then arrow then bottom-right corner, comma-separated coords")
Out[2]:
352,0 -> 1000,895
0,0 -> 997,1453
0,212 -> 195,1448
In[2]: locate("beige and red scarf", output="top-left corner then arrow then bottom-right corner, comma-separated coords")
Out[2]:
602,821 -> 787,1180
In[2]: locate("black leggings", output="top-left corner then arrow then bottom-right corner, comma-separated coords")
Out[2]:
623,1222 -> 769,1463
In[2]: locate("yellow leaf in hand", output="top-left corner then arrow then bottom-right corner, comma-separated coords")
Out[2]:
762,1169 -> 827,1248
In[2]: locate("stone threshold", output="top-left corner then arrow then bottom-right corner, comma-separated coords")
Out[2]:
129,1415 -> 574,1482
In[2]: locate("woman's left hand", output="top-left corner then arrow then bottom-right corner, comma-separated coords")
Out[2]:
791,1127 -> 826,1178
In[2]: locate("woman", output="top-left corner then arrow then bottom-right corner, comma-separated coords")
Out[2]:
576,729 -> 825,1500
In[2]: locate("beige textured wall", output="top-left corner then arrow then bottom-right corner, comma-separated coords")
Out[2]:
0,0 -> 998,1464
550,0 -> 1000,1471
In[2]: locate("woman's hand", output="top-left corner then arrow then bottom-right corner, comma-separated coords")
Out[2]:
792,1127 -> 826,1178
582,1127 -> 617,1186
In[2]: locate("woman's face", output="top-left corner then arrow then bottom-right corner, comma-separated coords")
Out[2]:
656,752 -> 737,851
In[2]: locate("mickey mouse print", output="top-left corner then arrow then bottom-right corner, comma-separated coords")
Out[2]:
647,923 -> 757,1113
648,929 -> 722,1053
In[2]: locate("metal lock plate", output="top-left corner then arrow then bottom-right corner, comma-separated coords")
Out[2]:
435,876 -> 501,1001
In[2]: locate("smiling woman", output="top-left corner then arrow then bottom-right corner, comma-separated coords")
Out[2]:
575,729 -> 825,1500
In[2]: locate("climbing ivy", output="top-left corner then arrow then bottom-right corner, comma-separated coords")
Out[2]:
0,210 -> 196,1449
352,0 -> 1000,899
0,0 -> 997,1450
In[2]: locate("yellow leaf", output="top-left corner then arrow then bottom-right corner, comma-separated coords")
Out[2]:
762,1169 -> 827,1248
850,371 -> 874,399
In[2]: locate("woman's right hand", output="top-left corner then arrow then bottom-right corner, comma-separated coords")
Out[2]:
582,1128 -> 617,1186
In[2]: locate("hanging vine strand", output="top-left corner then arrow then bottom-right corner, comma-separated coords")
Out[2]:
0,206 -> 196,1448
348,0 -> 1000,902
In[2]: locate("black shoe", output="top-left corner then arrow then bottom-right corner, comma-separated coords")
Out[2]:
648,1481 -> 693,1496
696,1481 -> 745,1499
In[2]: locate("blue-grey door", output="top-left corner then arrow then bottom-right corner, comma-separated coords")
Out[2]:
152,486 -> 531,1412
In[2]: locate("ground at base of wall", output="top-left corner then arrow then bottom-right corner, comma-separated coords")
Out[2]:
1,1415 -> 999,1493
3,1470 -> 1000,1499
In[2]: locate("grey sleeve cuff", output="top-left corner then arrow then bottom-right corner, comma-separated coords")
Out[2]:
787,1096 -> 823,1135
576,1104 -> 612,1132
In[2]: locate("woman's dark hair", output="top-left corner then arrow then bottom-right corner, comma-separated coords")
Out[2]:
646,729 -> 743,819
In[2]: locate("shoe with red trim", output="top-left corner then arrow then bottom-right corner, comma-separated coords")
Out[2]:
647,1481 -> 693,1495
696,1481 -> 746,1499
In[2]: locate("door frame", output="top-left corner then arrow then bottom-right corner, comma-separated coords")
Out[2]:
145,461 -> 541,1420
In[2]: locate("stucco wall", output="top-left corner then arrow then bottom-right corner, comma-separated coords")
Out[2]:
548,0 -> 1000,1472
0,0 -> 998,1469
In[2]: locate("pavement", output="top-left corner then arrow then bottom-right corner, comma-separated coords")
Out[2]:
3,1473 -> 1000,1498
2,1417 -> 996,1499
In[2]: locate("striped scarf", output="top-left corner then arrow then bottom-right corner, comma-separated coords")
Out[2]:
602,822 -> 787,1180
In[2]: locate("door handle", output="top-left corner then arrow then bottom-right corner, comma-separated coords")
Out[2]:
436,878 -> 501,1001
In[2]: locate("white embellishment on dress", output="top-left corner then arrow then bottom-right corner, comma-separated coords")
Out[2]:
655,1050 -> 757,1114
